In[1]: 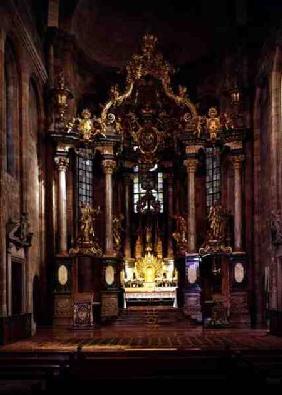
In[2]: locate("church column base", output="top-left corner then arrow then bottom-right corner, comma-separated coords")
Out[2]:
229,291 -> 251,327
53,294 -> 73,326
229,254 -> 250,327
183,290 -> 202,323
101,290 -> 119,321
269,310 -> 282,336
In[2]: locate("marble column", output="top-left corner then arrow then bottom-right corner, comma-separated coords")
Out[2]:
232,155 -> 244,252
124,175 -> 131,258
102,159 -> 116,256
167,173 -> 174,257
184,159 -> 198,253
55,156 -> 69,254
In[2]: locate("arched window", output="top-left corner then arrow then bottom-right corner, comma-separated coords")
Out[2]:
4,40 -> 19,176
76,148 -> 94,207
205,146 -> 221,208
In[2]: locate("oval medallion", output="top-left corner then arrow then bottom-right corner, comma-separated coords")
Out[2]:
234,262 -> 245,283
58,265 -> 68,286
105,265 -> 115,286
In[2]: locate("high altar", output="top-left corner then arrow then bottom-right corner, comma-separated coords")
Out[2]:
50,34 -> 249,327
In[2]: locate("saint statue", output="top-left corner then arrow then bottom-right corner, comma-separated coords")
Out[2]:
79,204 -> 100,245
145,225 -> 153,252
70,203 -> 102,256
113,215 -> 124,253
172,215 -> 188,245
80,204 -> 94,243
208,204 -> 226,241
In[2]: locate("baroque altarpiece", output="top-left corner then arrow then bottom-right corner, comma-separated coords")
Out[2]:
50,35 -> 249,326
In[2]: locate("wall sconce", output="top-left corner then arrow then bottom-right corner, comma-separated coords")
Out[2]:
230,82 -> 240,104
53,72 -> 73,124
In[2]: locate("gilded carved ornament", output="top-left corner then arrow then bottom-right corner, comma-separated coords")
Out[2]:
67,108 -> 106,141
100,34 -> 198,131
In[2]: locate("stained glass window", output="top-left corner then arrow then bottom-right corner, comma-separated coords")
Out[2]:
133,165 -> 163,213
206,146 -> 221,208
76,149 -> 93,207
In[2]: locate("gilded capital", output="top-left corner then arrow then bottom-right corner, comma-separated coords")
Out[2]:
184,158 -> 198,173
102,159 -> 116,175
54,156 -> 69,172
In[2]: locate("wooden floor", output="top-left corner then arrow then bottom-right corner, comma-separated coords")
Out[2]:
1,309 -> 282,390
1,324 -> 282,389
2,325 -> 282,353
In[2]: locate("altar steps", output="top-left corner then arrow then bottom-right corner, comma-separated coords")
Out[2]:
114,307 -> 197,327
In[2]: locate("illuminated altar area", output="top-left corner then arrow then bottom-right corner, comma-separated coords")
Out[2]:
48,33 -> 250,327
123,226 -> 178,306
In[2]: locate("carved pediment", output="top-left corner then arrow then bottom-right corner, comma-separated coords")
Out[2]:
99,34 -> 199,160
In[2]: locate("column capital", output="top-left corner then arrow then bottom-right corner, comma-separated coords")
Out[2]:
185,145 -> 203,155
184,158 -> 198,172
102,159 -> 116,175
54,156 -> 69,172
231,154 -> 245,169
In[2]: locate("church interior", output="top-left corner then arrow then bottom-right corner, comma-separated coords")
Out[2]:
0,0 -> 282,390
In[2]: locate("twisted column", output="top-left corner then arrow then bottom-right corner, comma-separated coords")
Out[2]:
54,156 -> 69,254
102,159 -> 116,256
184,158 -> 198,253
